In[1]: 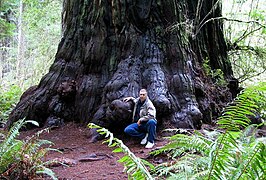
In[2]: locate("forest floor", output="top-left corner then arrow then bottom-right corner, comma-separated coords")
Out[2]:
19,122 -> 170,180
15,121 -> 266,179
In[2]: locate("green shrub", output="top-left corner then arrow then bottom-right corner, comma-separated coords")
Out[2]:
0,119 -> 58,180
152,83 -> 266,180
0,85 -> 22,123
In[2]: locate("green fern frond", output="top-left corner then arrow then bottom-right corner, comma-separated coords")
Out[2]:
152,131 -> 212,159
218,83 -> 266,131
36,167 -> 58,180
0,140 -> 23,173
233,141 -> 265,179
155,153 -> 209,179
0,119 -> 28,153
0,119 -> 38,173
0,119 -> 58,179
153,84 -> 266,179
21,128 -> 53,156
207,83 -> 266,179
207,130 -> 246,179
88,123 -> 154,180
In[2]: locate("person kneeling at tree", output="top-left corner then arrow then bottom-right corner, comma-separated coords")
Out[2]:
124,89 -> 157,149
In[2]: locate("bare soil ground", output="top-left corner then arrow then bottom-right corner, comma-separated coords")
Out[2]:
19,122 -> 168,180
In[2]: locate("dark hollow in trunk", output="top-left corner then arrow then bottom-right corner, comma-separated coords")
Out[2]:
7,0 -> 238,134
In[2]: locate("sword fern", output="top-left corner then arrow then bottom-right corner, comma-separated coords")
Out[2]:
88,123 -> 155,180
153,82 -> 266,180
0,119 -> 58,179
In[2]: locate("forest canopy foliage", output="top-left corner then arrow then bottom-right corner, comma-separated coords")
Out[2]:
223,0 -> 266,85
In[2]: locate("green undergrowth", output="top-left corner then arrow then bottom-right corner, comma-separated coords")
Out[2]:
89,82 -> 266,180
0,85 -> 22,124
0,119 -> 59,179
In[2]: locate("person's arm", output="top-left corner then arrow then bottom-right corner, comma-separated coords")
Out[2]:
123,97 -> 135,102
124,97 -> 138,122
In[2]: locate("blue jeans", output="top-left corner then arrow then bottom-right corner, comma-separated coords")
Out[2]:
124,119 -> 157,143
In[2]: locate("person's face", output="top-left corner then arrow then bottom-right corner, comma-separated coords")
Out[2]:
139,91 -> 147,102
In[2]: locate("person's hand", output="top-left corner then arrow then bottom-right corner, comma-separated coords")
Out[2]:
123,97 -> 132,102
137,119 -> 141,126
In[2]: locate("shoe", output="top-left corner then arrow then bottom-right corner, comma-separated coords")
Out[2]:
140,133 -> 148,145
145,142 -> 154,149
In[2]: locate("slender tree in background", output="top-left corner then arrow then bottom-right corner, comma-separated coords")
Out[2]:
16,0 -> 25,86
0,0 -> 17,82
7,0 -> 239,133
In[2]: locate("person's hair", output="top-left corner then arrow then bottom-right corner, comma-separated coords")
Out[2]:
140,89 -> 147,94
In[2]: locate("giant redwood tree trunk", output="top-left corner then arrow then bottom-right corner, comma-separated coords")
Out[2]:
7,0 -> 238,133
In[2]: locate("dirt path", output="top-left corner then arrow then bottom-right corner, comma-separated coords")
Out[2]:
19,122 -> 167,180
12,119 -> 266,180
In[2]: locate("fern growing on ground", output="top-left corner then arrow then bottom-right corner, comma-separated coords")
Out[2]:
88,123 -> 155,180
0,119 -> 58,180
152,83 -> 266,180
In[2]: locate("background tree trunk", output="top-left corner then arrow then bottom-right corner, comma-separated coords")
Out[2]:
16,0 -> 25,86
7,0 -> 238,133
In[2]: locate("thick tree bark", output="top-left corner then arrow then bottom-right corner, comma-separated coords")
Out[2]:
7,0 -> 238,133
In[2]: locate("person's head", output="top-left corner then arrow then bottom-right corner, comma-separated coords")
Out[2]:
139,89 -> 148,102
